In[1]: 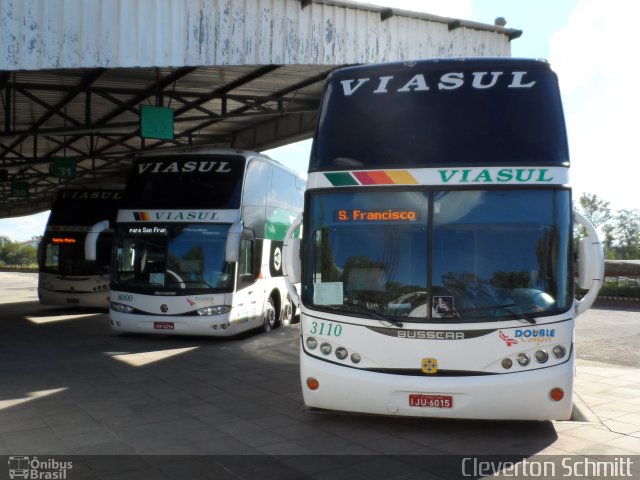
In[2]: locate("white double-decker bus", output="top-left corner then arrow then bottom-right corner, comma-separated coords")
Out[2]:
87,147 -> 305,336
38,185 -> 123,307
283,58 -> 604,420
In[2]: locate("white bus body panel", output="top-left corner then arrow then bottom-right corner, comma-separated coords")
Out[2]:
109,276 -> 289,336
299,308 -> 575,420
38,272 -> 111,308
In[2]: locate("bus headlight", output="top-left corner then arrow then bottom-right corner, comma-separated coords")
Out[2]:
319,342 -> 332,355
517,353 -> 531,367
335,347 -> 348,360
306,337 -> 318,350
552,345 -> 566,359
197,305 -> 230,316
535,350 -> 549,363
110,302 -> 134,313
350,353 -> 361,364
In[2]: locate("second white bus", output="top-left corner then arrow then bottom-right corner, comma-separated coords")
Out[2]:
87,147 -> 305,336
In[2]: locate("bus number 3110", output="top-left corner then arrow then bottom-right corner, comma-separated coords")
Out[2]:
310,321 -> 343,337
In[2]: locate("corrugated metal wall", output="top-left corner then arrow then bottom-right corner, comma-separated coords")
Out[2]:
1,0 -> 513,70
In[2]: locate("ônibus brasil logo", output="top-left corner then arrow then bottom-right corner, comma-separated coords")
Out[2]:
7,456 -> 73,479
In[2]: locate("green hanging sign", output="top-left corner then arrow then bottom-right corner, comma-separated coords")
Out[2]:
140,105 -> 174,140
51,157 -> 77,178
11,181 -> 29,198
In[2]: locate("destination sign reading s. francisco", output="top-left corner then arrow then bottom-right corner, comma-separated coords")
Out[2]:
336,209 -> 418,222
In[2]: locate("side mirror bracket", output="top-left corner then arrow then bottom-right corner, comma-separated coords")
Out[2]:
574,211 -> 604,315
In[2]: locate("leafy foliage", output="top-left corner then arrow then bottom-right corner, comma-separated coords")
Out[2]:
575,193 -> 640,260
0,235 -> 38,266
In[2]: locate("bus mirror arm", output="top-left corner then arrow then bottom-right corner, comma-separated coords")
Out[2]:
574,211 -> 604,315
225,221 -> 244,263
85,220 -> 110,261
283,214 -> 303,307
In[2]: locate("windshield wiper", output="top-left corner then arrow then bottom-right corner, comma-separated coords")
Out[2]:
344,304 -> 404,328
457,303 -> 536,324
501,306 -> 537,325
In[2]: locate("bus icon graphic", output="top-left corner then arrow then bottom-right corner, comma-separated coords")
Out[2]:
7,456 -> 29,479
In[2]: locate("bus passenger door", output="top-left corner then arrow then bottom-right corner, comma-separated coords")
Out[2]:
233,231 -> 261,325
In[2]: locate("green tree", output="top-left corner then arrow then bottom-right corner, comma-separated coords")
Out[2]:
575,193 -> 612,240
579,193 -> 612,229
0,237 -> 38,266
611,209 -> 640,260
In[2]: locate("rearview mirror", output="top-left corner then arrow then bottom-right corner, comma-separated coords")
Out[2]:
85,220 -> 110,261
225,221 -> 243,263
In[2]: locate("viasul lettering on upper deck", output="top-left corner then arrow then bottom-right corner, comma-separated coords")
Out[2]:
60,191 -> 122,200
340,71 -> 536,96
137,161 -> 232,174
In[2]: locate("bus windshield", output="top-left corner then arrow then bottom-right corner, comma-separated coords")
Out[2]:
311,59 -> 568,170
303,189 -> 571,321
113,224 -> 233,292
40,231 -> 112,276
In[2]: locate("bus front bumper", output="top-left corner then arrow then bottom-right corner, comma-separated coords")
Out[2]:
301,351 -> 574,421
109,310 -> 249,336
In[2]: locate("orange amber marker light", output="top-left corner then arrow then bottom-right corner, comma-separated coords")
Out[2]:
306,377 -> 320,390
550,388 -> 564,401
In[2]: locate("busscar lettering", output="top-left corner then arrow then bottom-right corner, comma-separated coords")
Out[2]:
137,161 -> 232,175
340,71 -> 536,96
397,330 -> 465,340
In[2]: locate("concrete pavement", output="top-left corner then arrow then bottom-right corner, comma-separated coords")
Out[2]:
0,273 -> 639,479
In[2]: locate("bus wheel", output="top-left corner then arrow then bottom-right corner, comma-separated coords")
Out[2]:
262,298 -> 276,332
279,301 -> 293,327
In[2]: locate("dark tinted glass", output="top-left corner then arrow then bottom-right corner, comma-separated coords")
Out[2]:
311,59 -> 568,171
123,155 -> 245,209
48,189 -> 122,226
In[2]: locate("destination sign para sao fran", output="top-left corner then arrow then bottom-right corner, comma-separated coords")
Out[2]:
127,226 -> 168,236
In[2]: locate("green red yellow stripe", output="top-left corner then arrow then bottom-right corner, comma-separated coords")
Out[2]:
133,211 -> 150,221
325,170 -> 418,186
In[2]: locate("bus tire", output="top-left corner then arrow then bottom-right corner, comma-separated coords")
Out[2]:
279,300 -> 293,327
262,297 -> 276,332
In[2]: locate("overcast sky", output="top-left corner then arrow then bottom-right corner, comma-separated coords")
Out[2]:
1,0 -> 638,241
